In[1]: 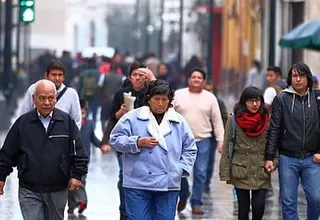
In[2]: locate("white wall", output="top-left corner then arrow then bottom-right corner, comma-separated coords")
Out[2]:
65,0 -> 109,54
30,0 -> 67,53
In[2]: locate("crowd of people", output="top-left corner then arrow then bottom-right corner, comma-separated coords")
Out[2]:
0,50 -> 320,220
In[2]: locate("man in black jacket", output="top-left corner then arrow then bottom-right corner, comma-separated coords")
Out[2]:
265,63 -> 320,220
0,79 -> 88,220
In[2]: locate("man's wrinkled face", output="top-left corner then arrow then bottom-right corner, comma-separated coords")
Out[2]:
33,84 -> 56,117
45,69 -> 64,89
291,68 -> 308,92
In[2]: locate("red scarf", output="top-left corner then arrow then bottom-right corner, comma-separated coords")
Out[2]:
236,112 -> 269,137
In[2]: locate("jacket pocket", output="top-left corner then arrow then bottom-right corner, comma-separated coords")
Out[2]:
259,161 -> 270,180
17,154 -> 28,178
231,158 -> 248,179
60,154 -> 70,177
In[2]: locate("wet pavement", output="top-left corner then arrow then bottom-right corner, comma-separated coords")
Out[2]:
0,112 -> 308,220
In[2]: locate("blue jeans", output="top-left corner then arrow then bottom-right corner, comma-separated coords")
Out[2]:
279,154 -> 320,220
124,188 -> 179,220
205,138 -> 217,187
116,152 -> 126,216
190,138 -> 211,207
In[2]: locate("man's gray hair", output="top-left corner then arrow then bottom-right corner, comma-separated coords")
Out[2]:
34,79 -> 57,94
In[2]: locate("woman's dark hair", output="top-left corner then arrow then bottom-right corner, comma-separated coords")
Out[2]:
188,68 -> 206,80
287,62 -> 313,90
144,80 -> 174,108
233,86 -> 268,118
128,61 -> 146,76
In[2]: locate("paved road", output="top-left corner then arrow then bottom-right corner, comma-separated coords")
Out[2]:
0,105 -> 308,220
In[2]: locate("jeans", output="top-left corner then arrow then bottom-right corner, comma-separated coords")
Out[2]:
19,187 -> 67,220
205,138 -> 217,187
279,154 -> 320,220
190,138 -> 211,207
116,151 -> 126,216
235,188 -> 267,220
124,188 -> 179,220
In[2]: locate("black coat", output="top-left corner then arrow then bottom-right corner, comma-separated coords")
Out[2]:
101,86 -> 146,145
266,88 -> 320,160
0,108 -> 88,192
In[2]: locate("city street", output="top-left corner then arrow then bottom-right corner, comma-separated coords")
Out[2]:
0,118 -> 308,220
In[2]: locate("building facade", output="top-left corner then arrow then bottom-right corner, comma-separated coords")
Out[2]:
30,0 -> 67,56
264,0 -> 320,76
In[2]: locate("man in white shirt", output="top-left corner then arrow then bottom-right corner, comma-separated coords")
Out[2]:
20,60 -> 82,129
263,66 -> 286,109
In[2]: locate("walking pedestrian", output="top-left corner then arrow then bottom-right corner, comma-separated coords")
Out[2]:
174,68 -> 224,215
110,80 -> 197,220
100,62 -> 156,220
0,79 -> 88,220
265,62 -> 320,220
67,99 -> 102,216
220,86 -> 271,220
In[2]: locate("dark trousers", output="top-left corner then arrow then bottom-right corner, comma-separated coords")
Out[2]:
179,178 -> 190,201
205,138 -> 217,187
19,186 -> 67,220
116,151 -> 126,216
235,188 -> 267,220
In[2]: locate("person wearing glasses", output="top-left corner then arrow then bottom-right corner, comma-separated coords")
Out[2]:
265,63 -> 320,220
220,86 -> 271,220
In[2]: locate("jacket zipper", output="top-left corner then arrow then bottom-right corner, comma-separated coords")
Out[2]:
73,140 -> 77,156
302,99 -> 306,158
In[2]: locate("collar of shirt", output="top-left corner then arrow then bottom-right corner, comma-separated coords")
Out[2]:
37,110 -> 53,120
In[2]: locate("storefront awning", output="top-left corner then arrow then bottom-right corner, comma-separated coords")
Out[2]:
279,19 -> 320,51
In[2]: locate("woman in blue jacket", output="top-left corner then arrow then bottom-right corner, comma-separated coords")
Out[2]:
110,80 -> 197,220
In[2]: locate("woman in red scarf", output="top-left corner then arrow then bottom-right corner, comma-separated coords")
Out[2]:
219,86 -> 272,220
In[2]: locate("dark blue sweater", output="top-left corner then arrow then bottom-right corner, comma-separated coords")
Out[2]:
80,119 -> 100,160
